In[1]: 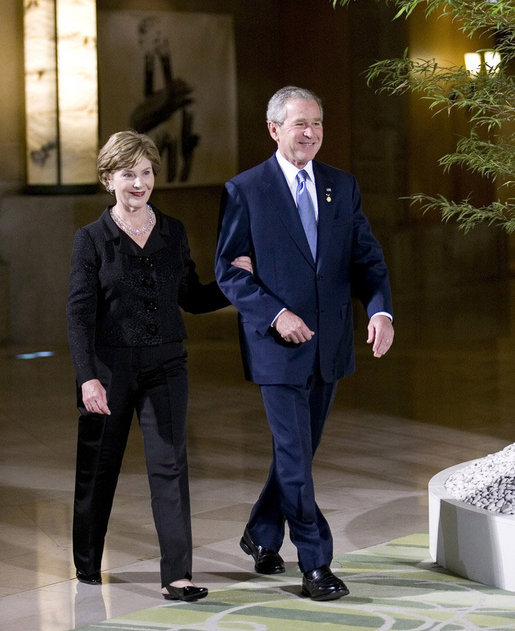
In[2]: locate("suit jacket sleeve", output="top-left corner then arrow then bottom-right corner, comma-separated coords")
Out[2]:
215,180 -> 286,336
177,222 -> 229,314
347,176 -> 393,318
66,227 -> 100,386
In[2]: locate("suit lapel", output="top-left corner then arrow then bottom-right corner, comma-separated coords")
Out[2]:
262,157 -> 316,267
313,162 -> 336,272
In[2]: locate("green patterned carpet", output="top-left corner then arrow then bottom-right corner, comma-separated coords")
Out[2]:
74,533 -> 515,631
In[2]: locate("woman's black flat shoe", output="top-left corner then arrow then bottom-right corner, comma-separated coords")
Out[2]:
163,584 -> 208,602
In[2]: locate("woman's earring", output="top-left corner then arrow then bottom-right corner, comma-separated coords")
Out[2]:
107,183 -> 114,193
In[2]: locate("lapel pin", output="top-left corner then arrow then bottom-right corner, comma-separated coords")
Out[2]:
325,188 -> 332,203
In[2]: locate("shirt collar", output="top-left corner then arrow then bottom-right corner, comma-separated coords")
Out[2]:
275,150 -> 315,186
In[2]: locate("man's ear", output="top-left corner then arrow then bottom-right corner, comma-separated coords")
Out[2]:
268,121 -> 279,142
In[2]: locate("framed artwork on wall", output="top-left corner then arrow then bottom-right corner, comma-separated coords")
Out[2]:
97,10 -> 237,187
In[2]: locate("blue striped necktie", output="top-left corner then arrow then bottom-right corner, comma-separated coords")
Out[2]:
296,169 -> 317,260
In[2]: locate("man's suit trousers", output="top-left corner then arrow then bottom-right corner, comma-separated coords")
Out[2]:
248,372 -> 338,573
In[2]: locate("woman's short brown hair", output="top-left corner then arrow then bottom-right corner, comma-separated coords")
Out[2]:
97,130 -> 161,192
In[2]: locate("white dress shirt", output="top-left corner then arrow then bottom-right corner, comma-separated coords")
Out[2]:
275,150 -> 319,221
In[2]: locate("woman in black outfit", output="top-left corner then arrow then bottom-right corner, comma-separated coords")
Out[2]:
66,130 -> 249,601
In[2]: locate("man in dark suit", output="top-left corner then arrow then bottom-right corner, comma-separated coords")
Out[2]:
215,86 -> 394,601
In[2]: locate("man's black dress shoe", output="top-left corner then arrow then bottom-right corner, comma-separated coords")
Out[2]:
76,570 -> 102,585
162,584 -> 208,602
302,566 -> 349,601
240,526 -> 285,574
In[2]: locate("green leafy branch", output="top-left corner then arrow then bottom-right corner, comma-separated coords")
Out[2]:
366,54 -> 514,130
332,0 -> 515,232
440,132 -> 515,184
332,1 -> 515,42
410,195 -> 515,232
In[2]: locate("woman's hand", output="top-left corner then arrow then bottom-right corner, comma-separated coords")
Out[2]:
81,379 -> 111,415
231,256 -> 253,274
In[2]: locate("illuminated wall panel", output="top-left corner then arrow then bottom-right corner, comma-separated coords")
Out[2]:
23,0 -> 98,189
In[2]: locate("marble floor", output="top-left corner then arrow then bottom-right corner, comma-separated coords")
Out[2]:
1,280 -> 514,630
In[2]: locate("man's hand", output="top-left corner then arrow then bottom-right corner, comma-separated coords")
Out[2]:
81,379 -> 111,415
367,314 -> 394,358
274,310 -> 315,344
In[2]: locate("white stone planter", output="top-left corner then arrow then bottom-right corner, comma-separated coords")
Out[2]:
428,460 -> 515,592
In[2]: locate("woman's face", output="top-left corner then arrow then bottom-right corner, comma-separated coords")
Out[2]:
109,156 -> 155,213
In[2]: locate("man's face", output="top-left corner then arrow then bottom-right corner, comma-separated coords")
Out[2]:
268,99 -> 323,169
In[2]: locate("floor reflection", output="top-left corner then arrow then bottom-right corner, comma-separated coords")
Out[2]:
1,279 -> 513,630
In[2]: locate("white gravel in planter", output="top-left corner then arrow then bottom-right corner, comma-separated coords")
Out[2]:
444,443 -> 515,515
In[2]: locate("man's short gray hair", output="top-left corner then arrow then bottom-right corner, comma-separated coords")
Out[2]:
266,86 -> 323,125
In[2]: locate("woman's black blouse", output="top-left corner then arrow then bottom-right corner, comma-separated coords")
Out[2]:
66,206 -> 228,385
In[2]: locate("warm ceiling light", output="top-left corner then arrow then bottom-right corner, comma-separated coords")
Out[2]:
464,52 -> 482,75
484,50 -> 501,72
464,50 -> 501,76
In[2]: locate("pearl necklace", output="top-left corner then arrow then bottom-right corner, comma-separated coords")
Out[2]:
111,205 -> 155,236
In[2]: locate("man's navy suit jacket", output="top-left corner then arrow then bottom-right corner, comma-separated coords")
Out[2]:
215,155 -> 393,385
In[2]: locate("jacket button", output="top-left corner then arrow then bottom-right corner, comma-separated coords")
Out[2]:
140,256 -> 153,268
146,323 -> 158,335
144,300 -> 157,311
142,277 -> 155,288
